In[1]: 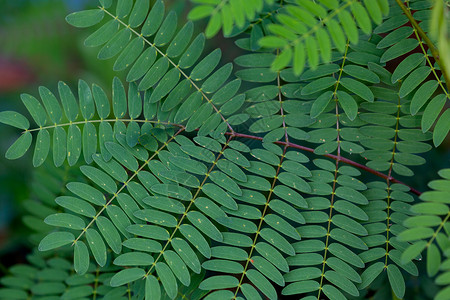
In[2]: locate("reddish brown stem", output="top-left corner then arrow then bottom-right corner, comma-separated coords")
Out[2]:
228,132 -> 422,196
126,122 -> 421,196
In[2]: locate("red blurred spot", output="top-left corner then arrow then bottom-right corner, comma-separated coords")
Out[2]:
0,56 -> 34,92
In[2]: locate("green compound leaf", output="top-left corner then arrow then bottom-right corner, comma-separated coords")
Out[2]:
343,65 -> 380,83
167,21 -> 194,58
105,141 -> 139,172
85,228 -> 107,267
325,270 -> 359,296
190,49 -> 222,81
410,80 -> 439,115
67,124 -> 81,166
187,211 -> 223,242
112,77 -> 127,118
163,250 -> 190,286
302,77 -> 336,95
53,127 -> 67,167
387,264 -> 405,299
399,66 -> 432,98
337,91 -> 358,121
0,111 -> 29,130
21,93 -> 47,126
340,77 -> 374,102
114,252 -> 154,266
0,2 -> 445,300
98,28 -> 131,60
96,216 -> 122,254
129,0 -> 150,28
433,109 -> 450,147
251,256 -> 285,286
247,269 -> 277,300
80,165 -> 117,194
180,224 -> 211,258
145,275 -> 161,300
38,232 -> 75,252
310,91 -> 333,118
84,19 -> 119,47
66,182 -> 106,206
427,243 -> 441,277
200,275 -> 239,290
422,94 -> 446,133
58,81 -> 79,121
114,38 -> 144,72
5,132 -> 32,160
66,9 -> 104,28
391,53 -> 425,83
110,268 -> 146,287
380,39 -> 419,63
44,213 -> 85,230
156,262 -> 178,299
33,129 -> 50,167
171,238 -> 201,273
359,261 -> 384,289
74,241 -> 89,275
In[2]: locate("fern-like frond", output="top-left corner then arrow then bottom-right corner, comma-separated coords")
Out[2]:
37,126 -> 182,264
0,0 -> 261,167
404,1 -> 450,147
0,251 -> 122,299
429,0 -> 450,94
398,169 -> 450,300
372,0 -> 450,147
0,79 -> 174,167
0,70 -> 246,167
21,160 -> 84,245
187,0 -> 278,38
0,250 -> 206,299
0,1 -> 444,299
226,25 -> 433,298
257,0 -> 389,74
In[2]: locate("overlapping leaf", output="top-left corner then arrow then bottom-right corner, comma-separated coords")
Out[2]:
399,169 -> 450,300
258,0 -> 389,74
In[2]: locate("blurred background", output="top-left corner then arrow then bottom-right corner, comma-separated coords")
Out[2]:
0,0 -> 102,272
0,0 -> 245,274
0,1 -> 449,298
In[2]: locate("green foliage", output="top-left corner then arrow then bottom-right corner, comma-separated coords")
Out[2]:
385,0 -> 450,147
0,250 -> 206,299
258,0 -> 390,74
187,0 -> 276,38
0,0 -> 450,299
399,169 -> 450,300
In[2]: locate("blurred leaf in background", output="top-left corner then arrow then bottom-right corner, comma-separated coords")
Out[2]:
0,0 -> 93,269
0,0 -> 194,273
